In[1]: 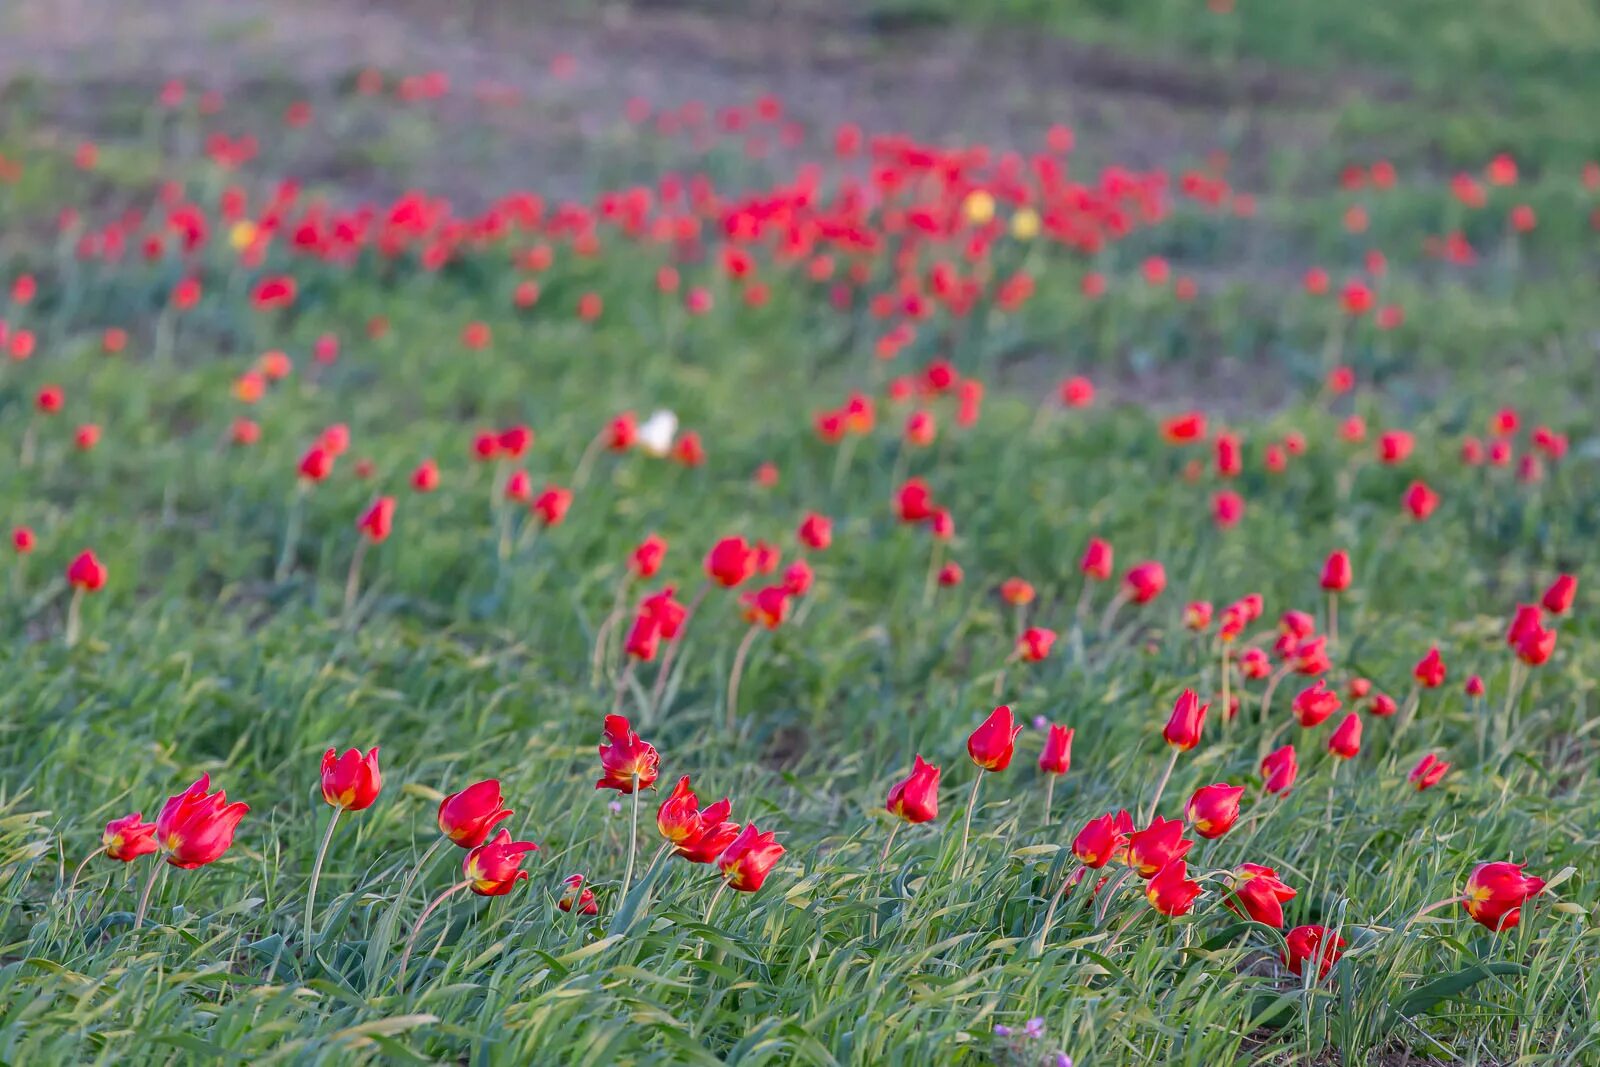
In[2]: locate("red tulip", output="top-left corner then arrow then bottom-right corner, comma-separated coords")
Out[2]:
438,780 -> 513,848
12,526 -> 35,554
673,431 -> 705,467
155,774 -> 249,868
1261,745 -> 1298,795
1000,577 -> 1035,606
35,385 -> 64,414
1080,538 -> 1113,581
1514,623 -> 1556,666
740,584 -> 791,629
904,410 -> 936,447
1414,646 -> 1447,688
1506,604 -> 1543,647
1145,859 -> 1203,916
503,469 -> 532,503
628,534 -> 667,579
1368,692 -> 1398,717
299,446 -> 334,482
1214,432 -> 1242,478
103,813 -> 159,862
497,425 -> 533,458
1409,753 -> 1450,791
886,755 -> 941,823
1320,551 -> 1351,592
1060,376 -> 1094,408
1125,816 -> 1194,877
410,460 -> 440,492
1292,636 -> 1331,676
639,586 -> 687,639
1462,861 -> 1545,931
1163,689 -> 1208,751
1038,725 -> 1073,775
1464,675 -> 1485,697
67,550 -> 106,591
782,559 -> 814,597
463,828 -> 538,896
1327,713 -> 1362,759
624,613 -> 661,662
1542,574 -> 1577,615
1377,430 -> 1414,464
1225,863 -> 1296,927
705,536 -> 756,588
797,513 -> 833,551
1124,561 -> 1166,604
1185,783 -> 1244,839
1072,812 -> 1129,868
895,479 -> 935,523
74,424 -> 100,451
1402,481 -> 1439,521
967,705 -> 1022,771
1183,601 -> 1213,631
531,485 -> 572,526
607,412 -> 638,451
1292,681 -> 1340,727
252,275 -> 297,310
717,823 -> 785,892
357,497 -> 395,543
1160,412 -> 1207,444
937,561 -> 964,587
1211,490 -> 1245,530
1239,648 -> 1271,679
321,746 -> 382,811
596,715 -> 659,793
1284,924 -> 1346,980
558,873 -> 599,915
1017,626 -> 1056,662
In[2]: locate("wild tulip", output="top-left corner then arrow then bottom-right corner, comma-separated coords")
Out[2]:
896,478 -> 935,523
1369,692 -> 1398,717
1262,745 -> 1299,795
1145,860 -> 1203,917
1377,430 -> 1414,464
886,755 -> 941,824
1327,713 -> 1362,759
715,823 -> 785,894
438,780 -> 513,848
410,460 -> 440,492
1293,636 -> 1331,676
1462,862 -> 1546,931
307,746 -> 382,943
1465,675 -> 1485,697
531,485 -> 572,527
624,613 -> 661,661
1017,626 -> 1055,662
1185,783 -> 1244,839
1160,412 -> 1207,444
1163,689 -> 1208,751
64,549 -> 105,647
782,559 -> 813,597
797,513 -> 832,551
1514,623 -> 1556,666
1183,601 -> 1213,631
1000,577 -> 1035,606
1239,648 -> 1271,679
961,706 -> 1021,869
1292,681 -> 1341,727
558,874 -> 599,915
1215,432 -> 1242,478
503,469 -> 532,503
673,431 -> 706,467
1320,551 -> 1351,592
1506,603 -> 1542,647
1125,816 -> 1193,878
138,775 -> 248,926
938,561 -> 964,587
1403,481 -> 1439,521
1409,753 -> 1450,791
400,829 -> 539,984
705,536 -> 756,588
1072,813 -> 1128,869
1038,725 -> 1073,776
630,534 -> 667,578
598,714 -> 659,897
1211,490 -> 1245,530
1284,924 -> 1345,980
102,813 -> 159,862
1080,538 -> 1113,581
1225,864 -> 1296,927
607,412 -> 638,451
1414,646 -> 1447,688
1542,574 -> 1576,615
1124,561 -> 1166,604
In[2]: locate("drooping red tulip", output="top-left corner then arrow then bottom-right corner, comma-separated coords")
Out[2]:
717,823 -> 785,892
1409,753 -> 1450,791
1284,924 -> 1345,980
558,873 -> 599,915
463,829 -> 538,896
103,813 -> 159,861
155,774 -> 249,868
438,780 -> 514,848
1462,861 -> 1545,931
1225,864 -> 1296,927
886,755 -> 941,823
321,746 -> 382,811
596,715 -> 660,793
1163,689 -> 1208,751
1185,783 -> 1244,839
1145,859 -> 1202,916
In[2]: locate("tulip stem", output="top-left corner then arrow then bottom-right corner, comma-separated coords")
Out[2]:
304,808 -> 342,949
590,575 -> 632,688
1098,588 -> 1130,637
1144,748 -> 1181,824
829,434 -> 858,497
64,586 -> 84,648
1404,896 -> 1462,929
395,836 -> 449,910
1500,663 -> 1525,742
650,581 -> 709,717
621,776 -> 641,902
1259,663 -> 1291,726
65,846 -> 105,901
275,481 -> 308,583
921,539 -> 945,608
703,878 -> 730,927
1326,592 -> 1339,649
1043,775 -> 1056,827
1094,867 -> 1134,927
1391,684 -> 1421,747
869,822 -> 902,940
1073,580 -> 1093,626
1034,862 -> 1085,955
343,541 -> 368,621
133,859 -> 166,930
957,773 -> 984,876
725,625 -> 760,732
1219,644 -> 1231,731
397,879 -> 472,987
570,429 -> 607,490
613,660 -> 636,716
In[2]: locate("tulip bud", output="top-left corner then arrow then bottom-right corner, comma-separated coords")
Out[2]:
1261,745 -> 1298,795
463,829 -> 538,896
1038,725 -> 1073,775
1145,859 -> 1202,916
1283,924 -> 1345,980
1162,689 -> 1208,751
717,823 -> 785,892
886,756 -> 941,823
1185,783 -> 1244,839
1319,551 -> 1351,592
438,780 -> 513,848
1462,861 -> 1545,931
1409,753 -> 1450,791
357,497 -> 395,542
1079,538 -> 1113,581
967,705 -> 1022,771
320,746 -> 382,811
1327,713 -> 1362,759
67,549 -> 106,591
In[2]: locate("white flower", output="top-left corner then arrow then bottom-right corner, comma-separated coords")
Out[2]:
637,409 -> 678,457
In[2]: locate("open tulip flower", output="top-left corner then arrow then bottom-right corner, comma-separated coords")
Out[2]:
438,780 -> 514,848
306,746 -> 382,944
131,775 -> 248,928
1185,783 -> 1244,839
1145,859 -> 1203,917
1284,924 -> 1346,981
886,756 -> 941,826
102,813 -> 158,862
1461,862 -> 1546,931
1224,864 -> 1296,927
598,715 -> 659,896
559,873 -> 599,916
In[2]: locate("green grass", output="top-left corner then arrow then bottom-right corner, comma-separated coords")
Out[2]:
0,35 -> 1597,1067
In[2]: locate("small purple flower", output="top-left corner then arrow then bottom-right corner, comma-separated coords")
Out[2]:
608,800 -> 623,814
1023,1017 -> 1045,1039
993,1024 -> 1012,1037
1032,715 -> 1048,730
1056,1055 -> 1073,1067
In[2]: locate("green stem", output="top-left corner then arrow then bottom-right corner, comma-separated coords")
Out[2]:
133,859 -> 166,929
621,777 -> 641,901
1144,747 -> 1181,824
343,541 -> 368,621
958,773 -> 984,876
304,808 -> 342,948
1034,862 -> 1085,955
725,625 -> 760,732
275,482 -> 308,582
64,586 -> 84,648
397,880 -> 472,987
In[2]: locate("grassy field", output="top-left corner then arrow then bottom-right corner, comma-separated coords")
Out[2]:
0,2 -> 1597,1064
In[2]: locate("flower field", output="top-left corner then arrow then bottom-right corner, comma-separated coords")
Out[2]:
0,3 -> 1598,1063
